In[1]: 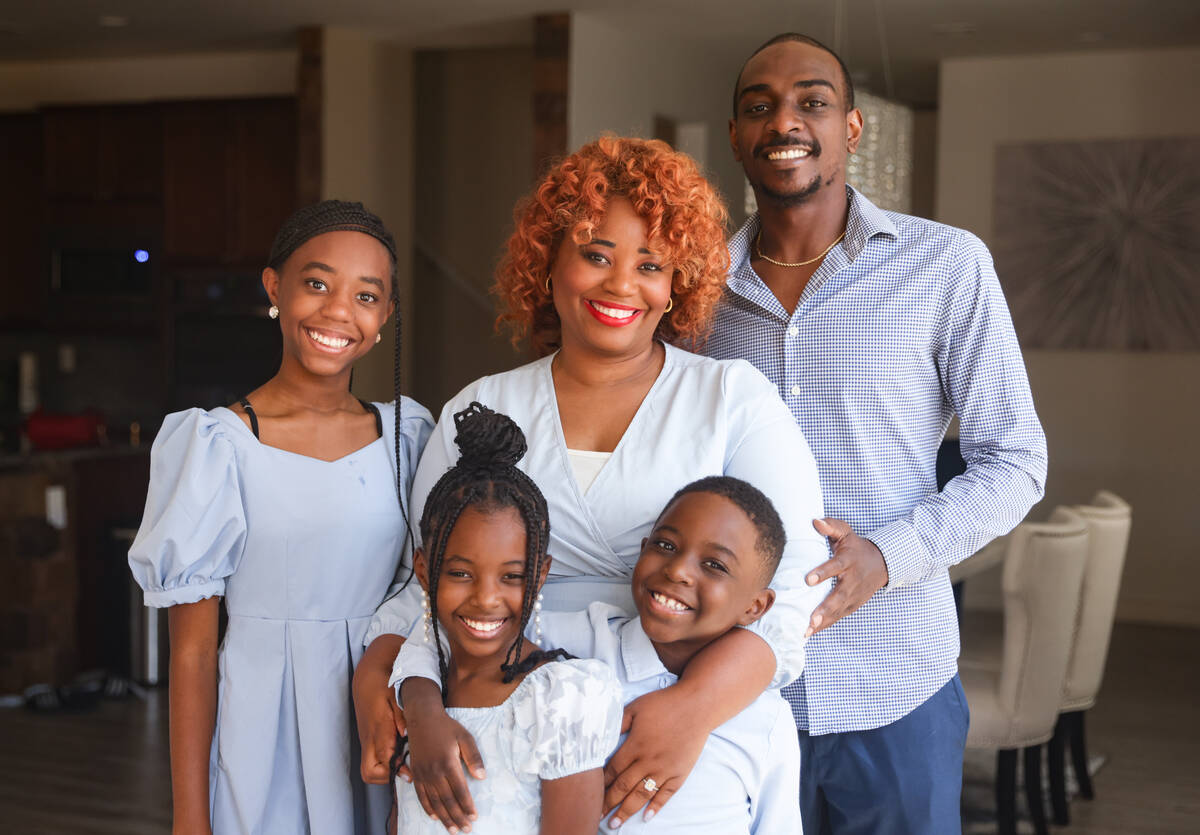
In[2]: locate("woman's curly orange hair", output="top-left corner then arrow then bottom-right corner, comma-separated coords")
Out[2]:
494,136 -> 730,356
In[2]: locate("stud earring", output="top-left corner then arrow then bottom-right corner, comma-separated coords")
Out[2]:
664,297 -> 674,313
421,588 -> 432,643
268,305 -> 279,319
534,591 -> 544,645
375,333 -> 382,344
544,275 -> 552,294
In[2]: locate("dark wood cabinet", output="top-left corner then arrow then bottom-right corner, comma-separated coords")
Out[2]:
162,101 -> 234,261
2,96 -> 297,420
0,114 -> 45,327
163,98 -> 297,266
42,104 -> 162,204
231,99 -> 299,264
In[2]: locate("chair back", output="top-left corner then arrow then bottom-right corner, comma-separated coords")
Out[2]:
997,507 -> 1088,743
1062,491 -> 1132,711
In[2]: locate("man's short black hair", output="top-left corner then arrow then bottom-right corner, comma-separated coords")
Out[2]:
732,32 -> 856,116
660,476 -> 787,583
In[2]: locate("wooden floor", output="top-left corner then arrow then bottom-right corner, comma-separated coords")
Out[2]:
0,622 -> 1196,833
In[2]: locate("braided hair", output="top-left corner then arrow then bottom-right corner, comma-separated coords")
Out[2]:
267,199 -> 398,277
419,402 -> 571,687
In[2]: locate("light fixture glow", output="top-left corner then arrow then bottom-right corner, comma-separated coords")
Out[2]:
134,249 -> 150,263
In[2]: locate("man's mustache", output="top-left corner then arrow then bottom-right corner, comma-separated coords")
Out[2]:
754,136 -> 821,159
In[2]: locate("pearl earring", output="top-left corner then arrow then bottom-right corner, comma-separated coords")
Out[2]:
534,591 -> 544,645
375,333 -> 382,344
268,305 -> 279,319
421,588 -> 432,643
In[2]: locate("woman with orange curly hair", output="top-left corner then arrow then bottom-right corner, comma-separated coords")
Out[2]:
354,137 -> 828,830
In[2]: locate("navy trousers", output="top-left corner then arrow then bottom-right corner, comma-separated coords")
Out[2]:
797,675 -> 969,834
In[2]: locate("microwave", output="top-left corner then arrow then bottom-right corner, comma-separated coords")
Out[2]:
48,228 -> 162,325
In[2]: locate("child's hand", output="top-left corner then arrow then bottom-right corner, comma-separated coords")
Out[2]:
404,678 -> 485,834
602,686 -> 707,828
353,635 -> 406,784
355,678 -> 404,784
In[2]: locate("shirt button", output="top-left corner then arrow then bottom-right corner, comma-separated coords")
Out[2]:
788,326 -> 799,337
790,384 -> 801,397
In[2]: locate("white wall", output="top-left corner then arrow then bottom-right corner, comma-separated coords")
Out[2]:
0,50 -> 295,110
568,13 -> 747,225
321,28 -> 415,403
937,47 -> 1200,627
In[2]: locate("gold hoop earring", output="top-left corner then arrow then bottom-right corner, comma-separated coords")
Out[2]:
545,275 -> 552,294
664,297 -> 674,313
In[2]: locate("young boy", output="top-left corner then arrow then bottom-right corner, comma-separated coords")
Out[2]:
392,475 -> 802,834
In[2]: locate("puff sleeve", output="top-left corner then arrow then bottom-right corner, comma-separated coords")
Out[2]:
128,409 -> 247,607
515,659 -> 622,781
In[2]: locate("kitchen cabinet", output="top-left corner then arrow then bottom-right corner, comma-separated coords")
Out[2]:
163,98 -> 297,266
42,104 -> 162,204
0,114 -> 45,327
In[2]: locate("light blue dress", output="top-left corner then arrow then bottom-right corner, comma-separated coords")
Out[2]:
128,399 -> 433,835
394,658 -> 623,835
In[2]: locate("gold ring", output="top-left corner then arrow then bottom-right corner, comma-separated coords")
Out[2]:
642,777 -> 659,793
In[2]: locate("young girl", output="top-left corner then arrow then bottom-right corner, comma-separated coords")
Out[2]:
393,401 -> 622,835
128,201 -> 434,834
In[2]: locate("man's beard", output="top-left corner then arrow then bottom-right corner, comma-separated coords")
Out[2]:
754,172 -> 824,208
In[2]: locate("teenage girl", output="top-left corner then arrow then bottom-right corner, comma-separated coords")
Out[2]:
128,201 -> 434,834
392,401 -> 622,835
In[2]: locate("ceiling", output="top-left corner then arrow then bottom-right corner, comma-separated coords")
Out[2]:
1,0 -> 1198,105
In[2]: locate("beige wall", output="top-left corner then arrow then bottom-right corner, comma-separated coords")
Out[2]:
937,47 -> 1200,626
568,13 -> 747,225
320,28 -> 415,404
411,47 -> 533,412
0,50 -> 295,110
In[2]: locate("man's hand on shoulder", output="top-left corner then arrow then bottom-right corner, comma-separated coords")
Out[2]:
804,518 -> 889,636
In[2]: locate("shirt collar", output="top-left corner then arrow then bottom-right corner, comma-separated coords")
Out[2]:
618,616 -> 674,683
727,185 -> 899,274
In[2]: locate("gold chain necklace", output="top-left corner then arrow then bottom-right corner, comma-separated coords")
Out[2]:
755,227 -> 846,268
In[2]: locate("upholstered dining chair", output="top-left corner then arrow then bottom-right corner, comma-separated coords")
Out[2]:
1047,491 -> 1132,825
960,508 -> 1089,835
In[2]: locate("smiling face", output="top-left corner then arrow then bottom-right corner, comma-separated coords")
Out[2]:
415,505 -> 547,667
729,40 -> 863,209
632,491 -> 775,673
550,196 -> 673,360
262,230 -> 393,378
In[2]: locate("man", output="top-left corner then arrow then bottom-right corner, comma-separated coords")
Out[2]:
704,33 -> 1048,833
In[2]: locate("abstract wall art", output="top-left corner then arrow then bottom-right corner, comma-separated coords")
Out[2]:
993,138 -> 1200,351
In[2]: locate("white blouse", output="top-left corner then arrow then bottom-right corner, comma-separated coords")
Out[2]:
393,658 -> 622,835
366,343 -> 830,687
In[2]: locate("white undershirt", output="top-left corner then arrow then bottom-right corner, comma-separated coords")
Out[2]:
566,448 -> 612,494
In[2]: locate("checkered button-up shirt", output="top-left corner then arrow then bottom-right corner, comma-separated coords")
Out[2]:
703,188 -> 1047,734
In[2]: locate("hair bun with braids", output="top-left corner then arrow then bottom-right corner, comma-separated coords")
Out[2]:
452,402 -> 528,469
